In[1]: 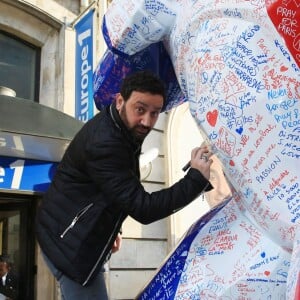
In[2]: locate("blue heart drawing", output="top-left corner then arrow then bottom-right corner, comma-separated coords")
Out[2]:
236,127 -> 243,134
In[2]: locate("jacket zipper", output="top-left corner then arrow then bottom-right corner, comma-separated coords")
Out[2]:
60,203 -> 94,238
82,212 -> 124,286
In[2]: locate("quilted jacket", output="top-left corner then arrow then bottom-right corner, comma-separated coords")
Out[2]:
35,103 -> 212,286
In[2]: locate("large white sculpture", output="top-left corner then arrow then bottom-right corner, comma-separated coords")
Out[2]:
93,0 -> 300,298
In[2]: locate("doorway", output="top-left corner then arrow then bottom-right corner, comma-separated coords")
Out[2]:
0,193 -> 37,300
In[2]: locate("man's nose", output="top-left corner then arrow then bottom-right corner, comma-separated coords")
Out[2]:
140,114 -> 151,127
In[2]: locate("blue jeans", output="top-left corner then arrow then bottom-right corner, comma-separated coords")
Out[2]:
42,253 -> 109,300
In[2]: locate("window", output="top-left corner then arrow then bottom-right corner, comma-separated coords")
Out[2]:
0,31 -> 40,101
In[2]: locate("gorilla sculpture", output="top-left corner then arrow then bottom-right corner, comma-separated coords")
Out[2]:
93,0 -> 300,298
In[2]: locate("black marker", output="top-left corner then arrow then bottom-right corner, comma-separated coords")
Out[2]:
182,161 -> 191,172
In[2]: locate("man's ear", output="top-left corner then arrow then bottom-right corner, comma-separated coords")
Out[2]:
115,93 -> 124,111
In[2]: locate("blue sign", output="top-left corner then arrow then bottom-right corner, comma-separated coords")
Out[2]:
75,9 -> 94,122
0,157 -> 57,193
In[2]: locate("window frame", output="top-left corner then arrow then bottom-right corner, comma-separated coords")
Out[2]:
0,30 -> 40,102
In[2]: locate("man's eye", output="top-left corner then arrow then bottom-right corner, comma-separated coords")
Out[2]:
136,107 -> 144,113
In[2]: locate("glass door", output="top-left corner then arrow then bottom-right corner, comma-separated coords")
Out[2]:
0,193 -> 36,300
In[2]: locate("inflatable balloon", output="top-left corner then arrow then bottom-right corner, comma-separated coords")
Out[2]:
93,0 -> 300,298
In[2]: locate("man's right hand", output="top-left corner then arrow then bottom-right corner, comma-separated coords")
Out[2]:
189,146 -> 213,180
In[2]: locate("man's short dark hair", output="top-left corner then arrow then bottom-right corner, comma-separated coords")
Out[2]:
0,255 -> 12,267
120,70 -> 166,104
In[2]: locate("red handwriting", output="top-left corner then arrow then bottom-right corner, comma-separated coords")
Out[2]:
253,123 -> 277,149
240,221 -> 262,249
216,126 -> 236,156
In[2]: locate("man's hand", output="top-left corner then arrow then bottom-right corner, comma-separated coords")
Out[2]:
111,233 -> 122,254
190,146 -> 213,180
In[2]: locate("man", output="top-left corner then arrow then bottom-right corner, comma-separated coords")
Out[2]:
0,255 -> 18,300
36,70 -> 213,299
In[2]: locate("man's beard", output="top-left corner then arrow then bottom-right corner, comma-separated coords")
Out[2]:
120,105 -> 150,142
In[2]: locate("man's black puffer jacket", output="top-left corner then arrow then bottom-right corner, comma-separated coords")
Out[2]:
35,103 -> 212,286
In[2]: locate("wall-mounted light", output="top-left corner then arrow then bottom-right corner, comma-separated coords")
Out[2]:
139,148 -> 159,180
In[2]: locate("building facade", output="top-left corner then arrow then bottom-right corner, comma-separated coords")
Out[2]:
0,1 -> 230,299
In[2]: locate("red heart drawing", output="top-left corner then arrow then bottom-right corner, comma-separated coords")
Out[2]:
280,66 -> 288,72
206,110 -> 218,127
229,160 -> 235,166
264,271 -> 271,276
